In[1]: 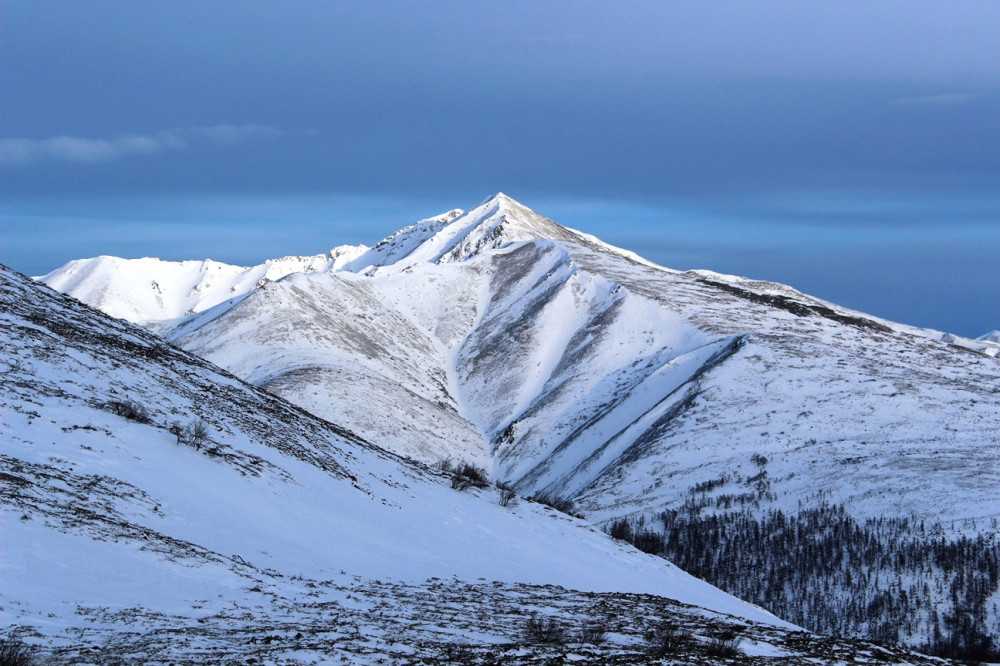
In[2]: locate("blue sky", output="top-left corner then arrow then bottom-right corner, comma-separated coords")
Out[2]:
2,2 -> 999,336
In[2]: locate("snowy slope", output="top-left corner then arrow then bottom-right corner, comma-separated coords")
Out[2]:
2,263 -> 810,660
37,244 -> 369,329
341,208 -> 464,273
39,193 -> 1000,526
35,194 -> 1000,649
165,267 -> 487,466
978,330 -> 1000,356
135,194 -> 1000,527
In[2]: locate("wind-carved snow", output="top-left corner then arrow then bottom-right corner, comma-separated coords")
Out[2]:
341,208 -> 464,273
446,238 -> 734,500
166,269 -> 488,467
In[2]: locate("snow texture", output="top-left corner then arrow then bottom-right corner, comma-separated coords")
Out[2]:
33,192 -> 1000,651
1,263 -> 810,660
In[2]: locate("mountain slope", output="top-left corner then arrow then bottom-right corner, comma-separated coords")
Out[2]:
37,244 -> 369,331
3,262 -> 828,662
38,192 -> 1000,527
37,193 -> 1000,652
979,330 -> 1000,356
147,193 -> 1000,524
166,267 -> 486,465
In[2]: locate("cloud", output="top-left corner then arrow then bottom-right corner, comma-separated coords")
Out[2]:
891,93 -> 976,108
0,124 -> 284,166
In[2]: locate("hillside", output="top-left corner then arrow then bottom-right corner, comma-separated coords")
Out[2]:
37,193 -> 1000,654
3,262 -> 832,663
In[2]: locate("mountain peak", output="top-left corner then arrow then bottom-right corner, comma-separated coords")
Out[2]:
479,191 -> 529,212
484,190 -> 511,203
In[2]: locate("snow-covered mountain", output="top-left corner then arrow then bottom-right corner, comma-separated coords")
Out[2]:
37,193 -> 1000,653
37,244 -> 367,332
36,208 -> 469,332
6,262 -> 843,662
981,330 -> 1000,342
51,193 -> 997,521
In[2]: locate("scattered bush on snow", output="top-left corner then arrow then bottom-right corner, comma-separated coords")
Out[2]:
578,620 -> 607,645
645,620 -> 683,657
0,636 -> 36,666
523,616 -> 566,645
171,419 -> 209,450
705,632 -> 740,658
437,459 -> 489,491
496,480 -> 517,507
104,399 -> 151,424
529,493 -> 581,518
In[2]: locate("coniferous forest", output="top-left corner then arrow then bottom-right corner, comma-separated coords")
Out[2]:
608,491 -> 1000,661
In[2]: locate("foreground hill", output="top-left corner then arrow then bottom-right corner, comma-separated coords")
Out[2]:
38,194 -> 1000,654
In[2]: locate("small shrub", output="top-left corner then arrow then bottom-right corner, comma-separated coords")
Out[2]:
173,419 -> 209,450
441,643 -> 477,661
105,399 -> 151,424
751,453 -> 768,467
705,634 -> 740,658
524,616 -> 566,644
645,620 -> 683,657
530,493 -> 581,517
189,420 -> 208,448
450,463 -> 489,491
0,637 -> 36,666
496,481 -> 517,507
435,459 -> 454,474
578,621 -> 607,645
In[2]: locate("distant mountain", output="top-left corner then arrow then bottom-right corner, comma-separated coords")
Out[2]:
5,263 -> 836,662
37,208 -> 470,331
39,193 -> 1000,654
980,330 -> 1000,343
37,244 -> 367,331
